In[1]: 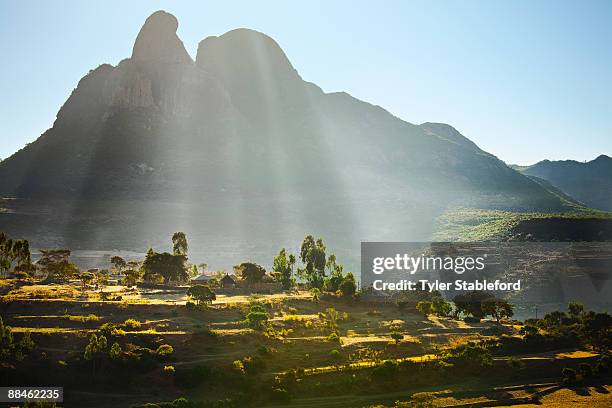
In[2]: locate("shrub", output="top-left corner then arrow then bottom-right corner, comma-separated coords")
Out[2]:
164,365 -> 175,374
329,349 -> 341,359
246,311 -> 269,330
390,331 -> 403,345
156,344 -> 174,356
241,355 -> 266,374
109,342 -> 122,360
186,284 -> 216,306
257,345 -> 274,355
371,360 -> 399,382
416,301 -> 433,316
339,273 -> 357,298
123,319 -> 141,330
327,332 -> 341,343
233,359 -> 245,374
443,343 -> 492,370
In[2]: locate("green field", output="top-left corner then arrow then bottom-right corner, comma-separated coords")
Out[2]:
1,277 -> 610,407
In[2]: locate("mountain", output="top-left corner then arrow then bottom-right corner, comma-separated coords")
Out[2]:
514,155 -> 612,212
0,11 -> 578,268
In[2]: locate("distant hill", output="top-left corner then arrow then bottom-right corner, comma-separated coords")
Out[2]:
514,155 -> 612,211
0,11 -> 581,267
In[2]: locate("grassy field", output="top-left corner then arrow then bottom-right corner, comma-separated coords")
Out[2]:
1,279 -> 610,407
433,208 -> 612,241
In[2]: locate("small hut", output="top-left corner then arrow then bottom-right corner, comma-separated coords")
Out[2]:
191,274 -> 213,284
220,274 -> 237,288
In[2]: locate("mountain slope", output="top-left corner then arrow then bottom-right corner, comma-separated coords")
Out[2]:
0,11 -> 578,266
515,155 -> 612,211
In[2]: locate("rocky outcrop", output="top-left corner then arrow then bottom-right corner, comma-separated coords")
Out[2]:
131,10 -> 192,64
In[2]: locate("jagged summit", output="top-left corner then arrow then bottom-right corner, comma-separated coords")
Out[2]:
131,10 -> 192,64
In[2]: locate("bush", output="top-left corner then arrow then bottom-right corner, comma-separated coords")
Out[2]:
372,360 -> 399,382
245,311 -> 269,330
123,319 -> 141,330
327,332 -> 341,343
443,343 -> 492,370
156,344 -> 174,356
416,301 -> 433,316
339,273 -> 357,298
329,349 -> 341,359
241,355 -> 266,374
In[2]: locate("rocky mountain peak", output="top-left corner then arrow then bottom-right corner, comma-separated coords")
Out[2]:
131,10 -> 192,64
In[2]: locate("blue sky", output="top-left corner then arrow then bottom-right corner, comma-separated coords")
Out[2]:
1,0 -> 610,165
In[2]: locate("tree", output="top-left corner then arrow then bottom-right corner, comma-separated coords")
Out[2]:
187,284 -> 216,306
568,302 -> 585,321
416,301 -> 434,316
580,311 -> 612,351
310,287 -> 321,302
172,232 -> 188,256
0,234 -> 32,278
324,254 -> 345,292
432,297 -> 453,316
142,251 -> 189,284
96,270 -> 109,289
190,264 -> 198,277
110,256 -> 126,274
37,249 -> 79,281
122,268 -> 142,287
339,272 -> 357,298
453,291 -> 496,319
235,262 -> 266,285
79,272 -> 95,293
390,330 -> 403,345
482,297 -> 514,323
109,342 -> 122,360
544,310 -> 566,326
0,317 -> 35,363
84,334 -> 107,377
272,248 -> 295,290
298,235 -> 327,288
0,316 -> 13,353
246,304 -> 269,330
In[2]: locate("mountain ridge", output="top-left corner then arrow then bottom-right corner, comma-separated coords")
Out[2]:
514,155 -> 612,212
0,10 -> 584,263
